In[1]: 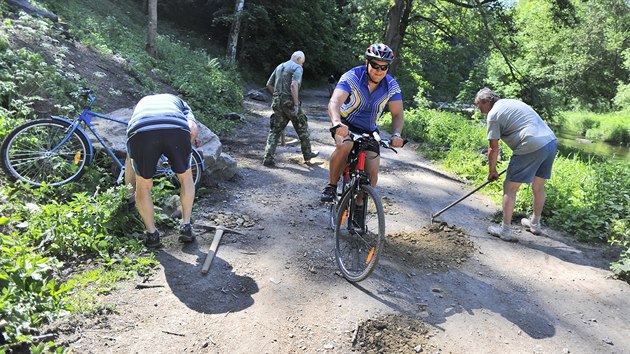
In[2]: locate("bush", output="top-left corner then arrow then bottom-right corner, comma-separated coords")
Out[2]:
580,118 -> 600,136
605,125 -> 630,146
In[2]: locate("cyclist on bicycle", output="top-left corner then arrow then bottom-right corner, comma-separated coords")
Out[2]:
320,43 -> 405,203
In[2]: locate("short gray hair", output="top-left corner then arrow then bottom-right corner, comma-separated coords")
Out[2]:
475,87 -> 500,103
291,51 -> 305,63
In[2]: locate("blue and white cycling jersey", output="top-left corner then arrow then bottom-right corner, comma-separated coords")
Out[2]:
336,65 -> 402,132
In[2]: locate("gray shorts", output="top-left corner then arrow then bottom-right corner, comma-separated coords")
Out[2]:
507,140 -> 558,183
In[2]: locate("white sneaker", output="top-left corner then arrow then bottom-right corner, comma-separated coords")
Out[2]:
488,224 -> 518,242
521,218 -> 542,235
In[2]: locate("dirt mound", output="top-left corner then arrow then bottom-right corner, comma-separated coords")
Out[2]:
385,223 -> 475,272
351,314 -> 436,353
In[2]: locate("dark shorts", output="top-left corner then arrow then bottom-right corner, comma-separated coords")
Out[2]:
330,120 -> 380,154
127,129 -> 192,179
507,140 -> 558,183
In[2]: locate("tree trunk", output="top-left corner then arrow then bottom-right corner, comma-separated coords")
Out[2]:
226,0 -> 245,63
146,0 -> 158,58
6,0 -> 58,22
384,0 -> 412,75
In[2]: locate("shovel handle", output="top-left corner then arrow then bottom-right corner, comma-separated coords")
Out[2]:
202,228 -> 224,274
431,169 -> 506,220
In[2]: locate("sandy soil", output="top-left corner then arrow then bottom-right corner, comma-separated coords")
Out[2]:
46,88 -> 630,354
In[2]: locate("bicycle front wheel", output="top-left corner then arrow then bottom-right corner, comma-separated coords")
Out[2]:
1,119 -> 90,187
334,184 -> 385,282
328,175 -> 346,229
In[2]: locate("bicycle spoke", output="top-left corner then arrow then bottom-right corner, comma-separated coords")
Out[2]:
334,185 -> 385,282
2,120 -> 89,186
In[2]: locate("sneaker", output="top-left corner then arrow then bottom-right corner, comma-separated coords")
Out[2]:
488,224 -> 518,242
320,184 -> 336,202
144,230 -> 161,248
262,159 -> 275,167
178,223 -> 196,243
521,218 -> 542,235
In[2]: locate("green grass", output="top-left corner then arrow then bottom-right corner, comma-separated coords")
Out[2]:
561,110 -> 630,146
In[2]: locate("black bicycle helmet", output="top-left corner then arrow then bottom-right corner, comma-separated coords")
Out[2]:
365,43 -> 394,62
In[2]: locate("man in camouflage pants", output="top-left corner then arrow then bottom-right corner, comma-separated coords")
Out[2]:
263,51 -> 318,166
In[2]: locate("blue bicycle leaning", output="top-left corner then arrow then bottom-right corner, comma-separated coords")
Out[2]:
0,88 -> 204,187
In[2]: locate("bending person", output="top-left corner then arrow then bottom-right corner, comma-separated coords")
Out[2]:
125,93 -> 199,248
475,87 -> 558,242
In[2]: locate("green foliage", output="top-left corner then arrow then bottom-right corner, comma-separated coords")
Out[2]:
605,125 -> 630,146
239,0 -> 355,79
611,248 -> 630,282
35,0 -> 243,132
0,164 -> 156,350
579,118 -> 600,135
0,232 -> 71,348
502,0 -> 630,112
0,17 -> 80,120
561,110 -> 630,146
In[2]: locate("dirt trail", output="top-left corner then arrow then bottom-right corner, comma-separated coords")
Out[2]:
58,88 -> 629,354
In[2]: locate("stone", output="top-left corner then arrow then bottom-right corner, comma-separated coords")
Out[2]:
246,89 -> 269,102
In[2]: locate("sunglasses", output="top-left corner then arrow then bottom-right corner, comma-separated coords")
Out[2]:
368,61 -> 390,71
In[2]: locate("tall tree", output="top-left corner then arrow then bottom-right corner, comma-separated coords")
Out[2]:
226,0 -> 245,63
384,0 -> 412,74
146,0 -> 158,58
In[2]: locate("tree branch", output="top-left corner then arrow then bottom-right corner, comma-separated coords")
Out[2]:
6,0 -> 58,22
441,0 -> 498,9
473,0 -> 523,84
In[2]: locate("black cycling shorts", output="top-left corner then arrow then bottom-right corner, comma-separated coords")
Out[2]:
127,128 -> 192,179
330,120 -> 380,154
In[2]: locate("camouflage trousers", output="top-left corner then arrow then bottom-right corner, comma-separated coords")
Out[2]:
263,98 -> 313,162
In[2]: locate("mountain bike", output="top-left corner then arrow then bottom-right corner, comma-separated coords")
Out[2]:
328,130 -> 405,282
0,88 -> 204,188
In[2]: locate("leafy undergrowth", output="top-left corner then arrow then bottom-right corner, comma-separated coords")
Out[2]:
0,3 -> 248,350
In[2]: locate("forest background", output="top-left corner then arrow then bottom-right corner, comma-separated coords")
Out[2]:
0,0 -> 629,351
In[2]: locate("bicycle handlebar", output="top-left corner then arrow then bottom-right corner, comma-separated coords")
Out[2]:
78,87 -> 96,108
347,130 -> 408,154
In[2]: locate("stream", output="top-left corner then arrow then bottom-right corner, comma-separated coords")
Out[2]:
556,130 -> 630,162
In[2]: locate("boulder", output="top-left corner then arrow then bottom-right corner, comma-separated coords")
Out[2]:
89,108 -> 237,182
246,89 -> 269,102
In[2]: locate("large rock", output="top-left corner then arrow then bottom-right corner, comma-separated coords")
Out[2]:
89,108 -> 237,182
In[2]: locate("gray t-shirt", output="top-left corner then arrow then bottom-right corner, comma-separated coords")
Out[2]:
486,99 -> 556,155
266,60 -> 303,97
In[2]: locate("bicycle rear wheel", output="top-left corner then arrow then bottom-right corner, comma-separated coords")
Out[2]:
334,184 -> 385,282
153,150 -> 203,188
1,119 -> 90,187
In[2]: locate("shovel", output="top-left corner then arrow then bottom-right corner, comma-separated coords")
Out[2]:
431,169 -> 506,223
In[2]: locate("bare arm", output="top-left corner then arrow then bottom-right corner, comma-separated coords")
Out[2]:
487,139 -> 500,181
188,119 -> 199,143
290,80 -> 300,106
388,100 -> 404,148
267,84 -> 274,94
328,88 -> 350,136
